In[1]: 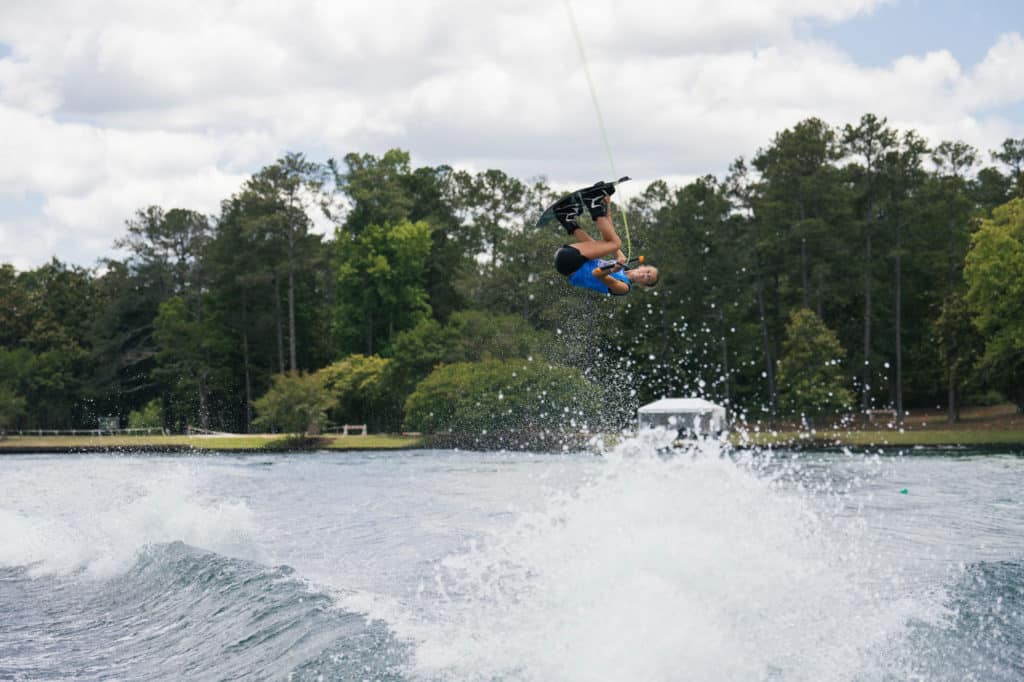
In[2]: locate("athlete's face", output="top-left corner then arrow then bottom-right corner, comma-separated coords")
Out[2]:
631,265 -> 659,286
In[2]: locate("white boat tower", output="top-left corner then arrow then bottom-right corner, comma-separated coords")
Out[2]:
637,398 -> 727,440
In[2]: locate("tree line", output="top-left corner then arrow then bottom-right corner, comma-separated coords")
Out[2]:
1,115 -> 1022,439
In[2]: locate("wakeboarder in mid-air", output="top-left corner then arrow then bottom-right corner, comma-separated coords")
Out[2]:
543,180 -> 659,295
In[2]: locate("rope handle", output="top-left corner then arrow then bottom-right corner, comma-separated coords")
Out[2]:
596,255 -> 645,273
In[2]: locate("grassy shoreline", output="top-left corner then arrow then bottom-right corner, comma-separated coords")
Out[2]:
3,406 -> 1023,453
732,429 -> 1024,449
2,429 -> 1024,454
735,403 -> 1024,449
0,433 -> 424,454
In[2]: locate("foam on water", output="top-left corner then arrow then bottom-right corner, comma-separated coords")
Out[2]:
405,436 -> 945,681
0,459 -> 258,577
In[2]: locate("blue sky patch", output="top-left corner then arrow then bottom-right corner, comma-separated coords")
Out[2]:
0,193 -> 46,221
805,0 -> 1023,69
977,100 -> 1024,127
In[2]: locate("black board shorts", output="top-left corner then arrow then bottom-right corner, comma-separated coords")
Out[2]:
554,244 -> 587,276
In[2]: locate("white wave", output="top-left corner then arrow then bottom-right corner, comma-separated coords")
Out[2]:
0,459 -> 258,578
406,439 -> 942,681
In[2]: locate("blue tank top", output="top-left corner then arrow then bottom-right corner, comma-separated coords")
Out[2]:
568,258 -> 631,295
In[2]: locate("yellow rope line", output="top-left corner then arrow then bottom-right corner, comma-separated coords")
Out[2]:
563,0 -> 631,259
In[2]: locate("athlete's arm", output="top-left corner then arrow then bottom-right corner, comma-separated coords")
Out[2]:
592,270 -> 630,295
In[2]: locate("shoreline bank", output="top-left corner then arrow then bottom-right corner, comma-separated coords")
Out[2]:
0,433 -> 424,454
3,429 -> 1024,454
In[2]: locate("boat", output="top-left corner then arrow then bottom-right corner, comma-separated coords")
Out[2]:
637,398 -> 727,443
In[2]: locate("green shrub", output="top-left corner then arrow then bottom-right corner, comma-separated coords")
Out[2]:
253,372 -> 335,435
0,384 -> 26,430
128,399 -> 164,430
316,354 -> 394,430
777,308 -> 854,423
403,359 -> 600,442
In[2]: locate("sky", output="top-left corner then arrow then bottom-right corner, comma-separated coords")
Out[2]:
1,0 -> 1022,270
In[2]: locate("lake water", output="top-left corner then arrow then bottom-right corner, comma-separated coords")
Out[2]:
1,440 -> 1023,680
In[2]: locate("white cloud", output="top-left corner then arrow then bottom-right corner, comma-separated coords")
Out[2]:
0,216 -> 68,271
0,0 -> 1020,268
959,32 -> 1024,110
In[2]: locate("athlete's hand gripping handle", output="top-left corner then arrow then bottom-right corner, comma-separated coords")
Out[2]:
596,255 -> 645,273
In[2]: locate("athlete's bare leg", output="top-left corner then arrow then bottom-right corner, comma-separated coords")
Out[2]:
568,198 -> 623,261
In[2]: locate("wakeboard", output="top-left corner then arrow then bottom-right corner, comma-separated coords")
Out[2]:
536,176 -> 631,230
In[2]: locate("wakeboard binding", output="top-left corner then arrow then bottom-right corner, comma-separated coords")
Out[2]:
537,176 -> 630,234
